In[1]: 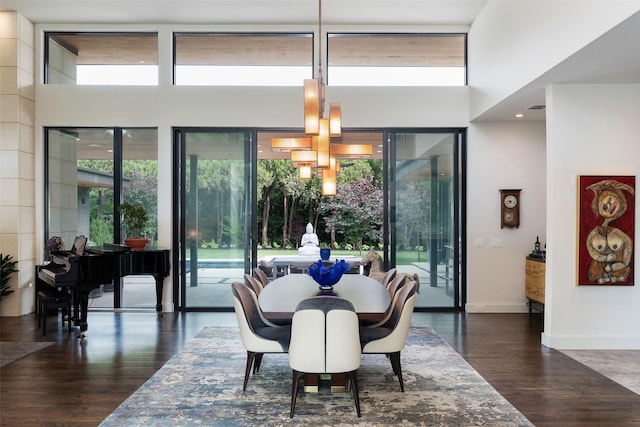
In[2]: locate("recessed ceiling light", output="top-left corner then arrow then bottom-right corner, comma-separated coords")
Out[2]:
515,113 -> 524,118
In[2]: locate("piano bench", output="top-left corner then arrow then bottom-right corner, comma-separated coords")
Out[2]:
37,290 -> 72,336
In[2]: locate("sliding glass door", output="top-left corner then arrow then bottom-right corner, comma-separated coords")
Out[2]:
173,129 -> 253,310
45,127 -> 159,309
387,130 -> 465,309
170,128 -> 464,311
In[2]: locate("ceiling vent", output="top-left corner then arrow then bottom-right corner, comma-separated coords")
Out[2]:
527,105 -> 546,110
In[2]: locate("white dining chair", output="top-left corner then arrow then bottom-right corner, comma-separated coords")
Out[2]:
359,280 -> 417,392
231,282 -> 291,391
289,296 -> 362,418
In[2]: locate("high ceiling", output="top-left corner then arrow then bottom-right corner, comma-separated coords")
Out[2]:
3,0 -> 640,122
0,0 -> 487,26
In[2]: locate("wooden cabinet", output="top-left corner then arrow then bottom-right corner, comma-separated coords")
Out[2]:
525,257 -> 545,313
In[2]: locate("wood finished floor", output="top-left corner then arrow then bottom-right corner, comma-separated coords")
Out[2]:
1,311 -> 640,426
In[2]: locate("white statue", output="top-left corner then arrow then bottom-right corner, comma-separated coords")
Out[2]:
298,222 -> 320,256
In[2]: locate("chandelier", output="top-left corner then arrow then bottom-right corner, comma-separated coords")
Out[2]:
271,0 -> 372,196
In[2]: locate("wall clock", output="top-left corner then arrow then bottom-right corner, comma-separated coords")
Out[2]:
500,189 -> 521,228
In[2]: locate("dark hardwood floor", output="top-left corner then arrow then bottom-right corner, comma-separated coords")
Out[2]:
1,311 -> 639,426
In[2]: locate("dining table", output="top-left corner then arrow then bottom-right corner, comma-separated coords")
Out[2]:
258,273 -> 391,393
258,273 -> 391,324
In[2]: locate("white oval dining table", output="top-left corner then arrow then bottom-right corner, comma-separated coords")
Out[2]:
258,273 -> 391,319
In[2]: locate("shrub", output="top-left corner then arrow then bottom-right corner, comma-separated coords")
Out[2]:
1,253 -> 18,301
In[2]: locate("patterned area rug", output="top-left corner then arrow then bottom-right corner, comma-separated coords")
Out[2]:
100,327 -> 533,426
0,341 -> 54,367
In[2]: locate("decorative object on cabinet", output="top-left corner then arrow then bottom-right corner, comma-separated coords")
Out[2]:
529,236 -> 545,260
499,189 -> 521,228
577,176 -> 635,286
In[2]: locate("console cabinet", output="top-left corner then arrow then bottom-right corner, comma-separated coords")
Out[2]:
525,256 -> 545,313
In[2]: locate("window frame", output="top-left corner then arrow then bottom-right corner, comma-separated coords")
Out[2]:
326,32 -> 467,86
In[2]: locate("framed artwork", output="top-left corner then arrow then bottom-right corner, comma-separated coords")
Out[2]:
577,175 -> 635,286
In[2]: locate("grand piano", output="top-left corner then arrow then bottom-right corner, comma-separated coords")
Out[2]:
37,236 -> 171,337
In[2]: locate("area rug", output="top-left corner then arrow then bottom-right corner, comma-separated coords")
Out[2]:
0,341 -> 54,367
100,327 -> 533,426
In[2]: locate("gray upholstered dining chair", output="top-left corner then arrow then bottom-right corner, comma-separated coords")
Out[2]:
360,276 -> 408,328
385,274 -> 406,298
244,273 -> 264,296
288,296 -> 362,418
231,282 -> 291,391
380,268 -> 397,288
252,267 -> 270,288
359,280 -> 417,392
241,279 -> 280,327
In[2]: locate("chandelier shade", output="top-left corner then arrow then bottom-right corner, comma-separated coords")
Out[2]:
321,157 -> 337,196
299,164 -> 313,179
304,79 -> 321,135
329,104 -> 342,137
329,143 -> 372,158
271,137 -> 312,152
290,149 -> 318,166
315,119 -> 330,169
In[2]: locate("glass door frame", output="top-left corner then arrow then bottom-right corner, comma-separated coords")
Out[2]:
170,126 -> 465,312
384,128 -> 466,311
44,126 -> 161,310
172,127 -> 256,312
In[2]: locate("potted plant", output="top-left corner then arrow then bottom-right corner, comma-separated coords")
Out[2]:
118,202 -> 150,250
1,253 -> 18,302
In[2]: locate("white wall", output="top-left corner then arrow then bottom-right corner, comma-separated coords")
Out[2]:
468,1 -> 640,120
543,83 -> 640,349
10,11 -> 639,353
29,24 -> 470,316
466,121 -> 546,313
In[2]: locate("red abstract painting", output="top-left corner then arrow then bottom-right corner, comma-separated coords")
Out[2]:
577,176 -> 635,286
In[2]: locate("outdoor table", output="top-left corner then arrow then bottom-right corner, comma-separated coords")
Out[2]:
263,256 -> 361,280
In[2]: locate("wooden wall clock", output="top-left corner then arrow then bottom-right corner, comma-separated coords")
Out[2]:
500,189 -> 521,228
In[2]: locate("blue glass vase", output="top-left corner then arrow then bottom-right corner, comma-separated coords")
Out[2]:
308,259 -> 350,290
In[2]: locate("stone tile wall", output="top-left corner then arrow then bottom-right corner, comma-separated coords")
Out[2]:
0,11 -> 36,316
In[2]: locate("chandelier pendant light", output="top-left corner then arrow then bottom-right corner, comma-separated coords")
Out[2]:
304,0 -> 340,138
271,0 -> 370,195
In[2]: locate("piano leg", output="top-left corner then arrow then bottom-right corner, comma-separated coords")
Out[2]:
153,274 -> 164,314
72,290 -> 90,338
